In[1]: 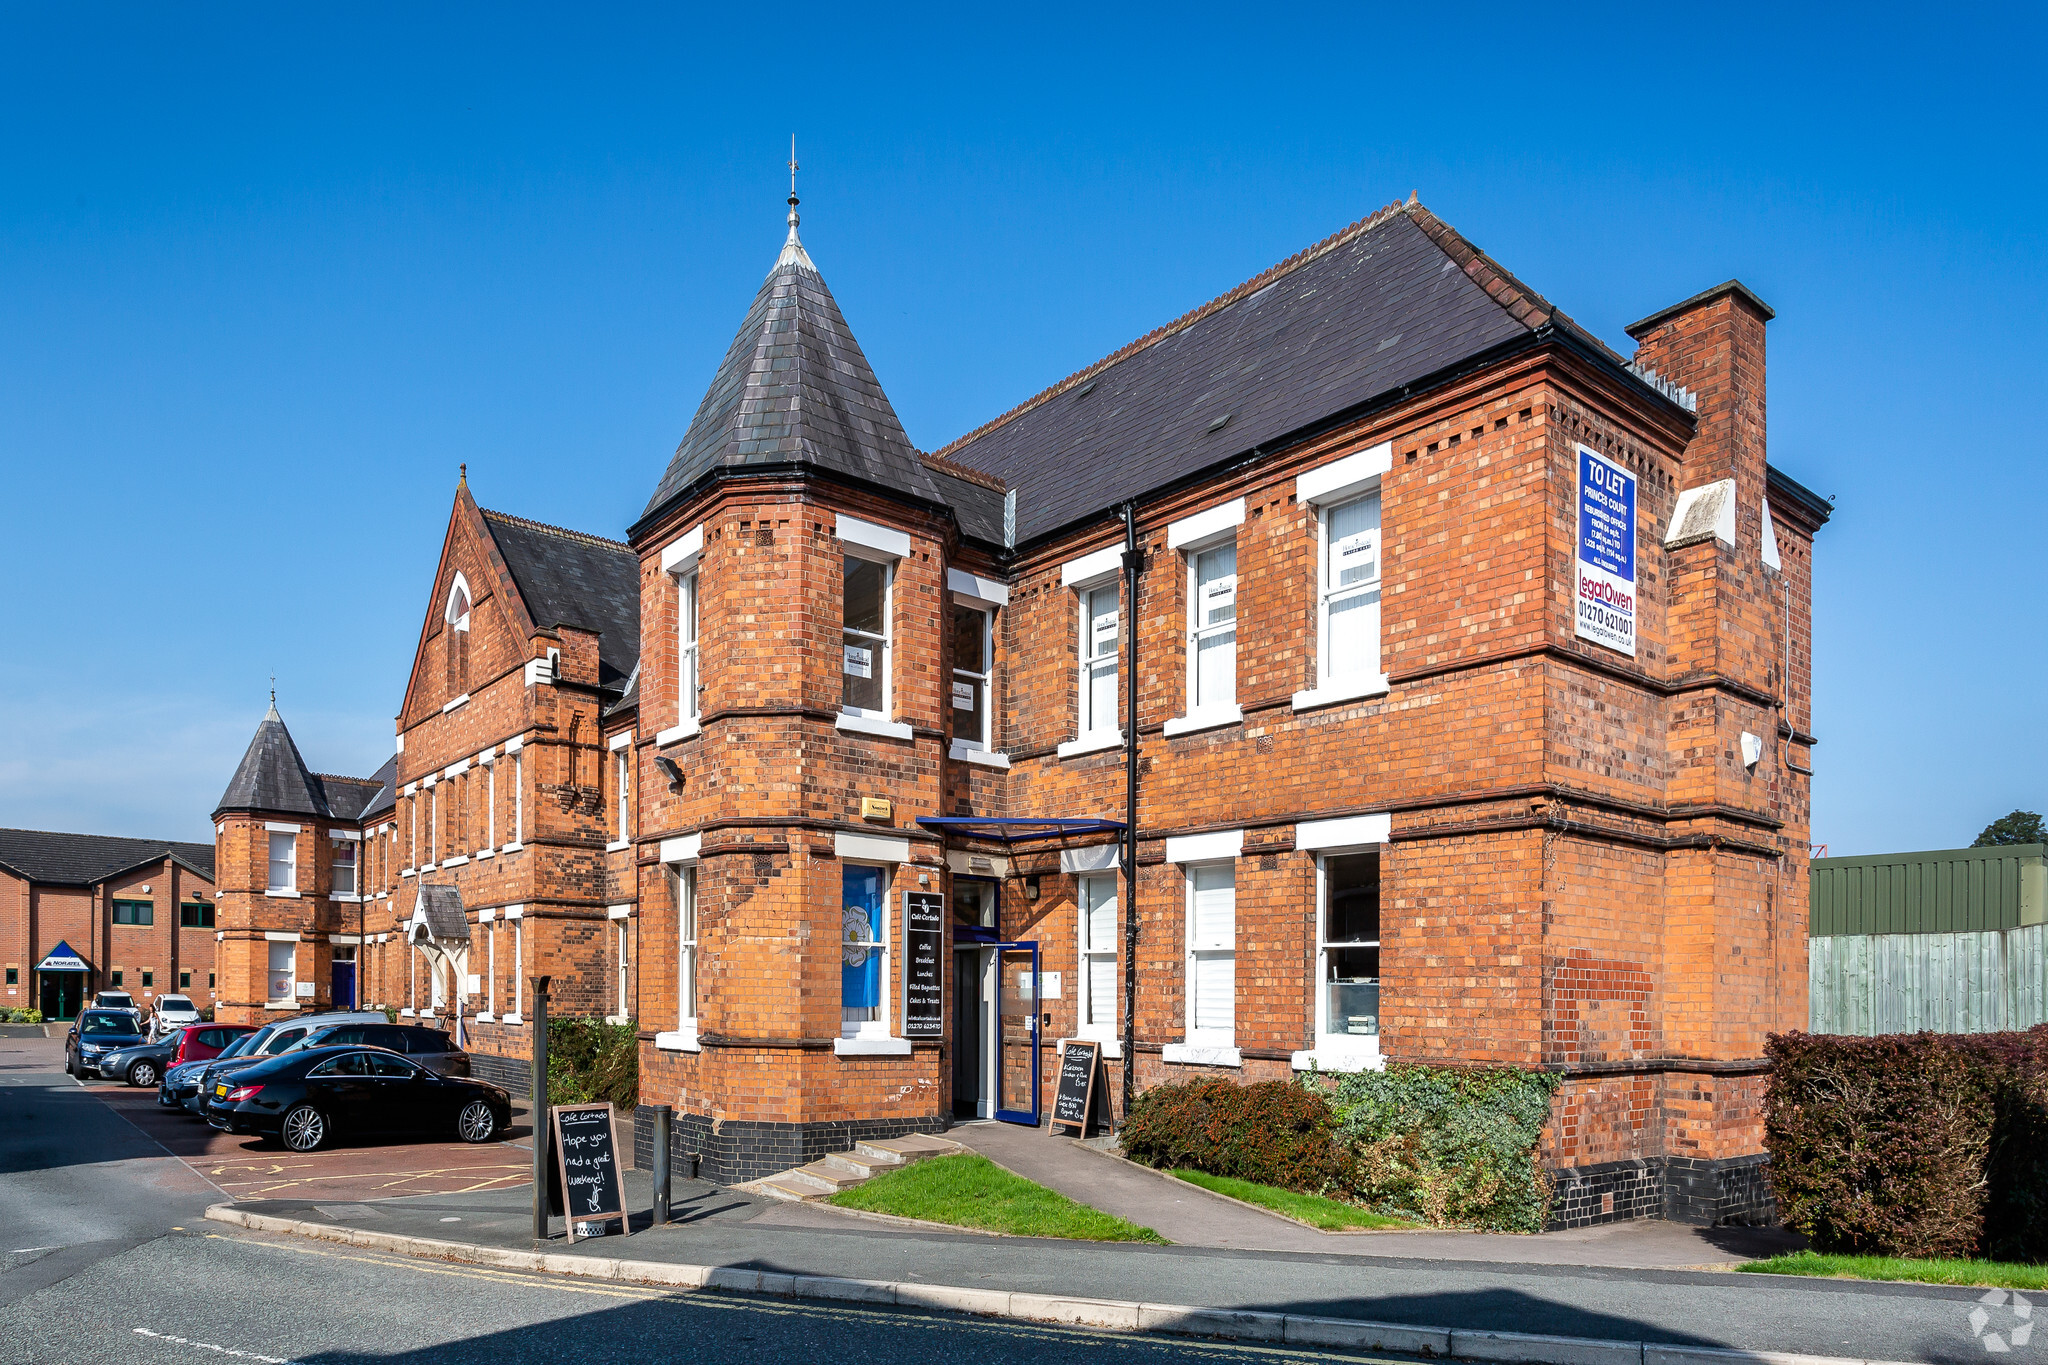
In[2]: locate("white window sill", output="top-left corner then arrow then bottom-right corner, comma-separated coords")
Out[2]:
1057,731 -> 1124,760
421,863 -> 437,873
266,1002 -> 302,1012
400,1008 -> 416,1017
500,843 -> 524,855
656,719 -> 701,747
1161,1042 -> 1242,1067
835,712 -> 914,742
1292,674 -> 1391,712
265,889 -> 301,899
401,869 -> 417,879
1290,1045 -> 1386,1074
331,893 -> 362,903
948,742 -> 1011,769
1072,1034 -> 1123,1060
442,693 -> 471,714
833,1036 -> 913,1057
442,855 -> 469,868
1163,705 -> 1243,737
476,849 -> 495,860
603,1014 -> 630,1026
501,1013 -> 523,1025
475,1013 -> 496,1023
655,1027 -> 701,1053
605,840 -> 631,853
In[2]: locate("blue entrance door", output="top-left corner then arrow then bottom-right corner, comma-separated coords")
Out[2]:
994,941 -> 1041,1125
331,961 -> 357,1010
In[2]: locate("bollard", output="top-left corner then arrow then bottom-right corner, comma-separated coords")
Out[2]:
529,975 -> 551,1241
651,1104 -> 672,1227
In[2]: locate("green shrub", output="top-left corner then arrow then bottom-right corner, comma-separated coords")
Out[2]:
1,1008 -> 43,1024
1766,1027 -> 2048,1260
546,1016 -> 638,1110
1120,1079 -> 1351,1192
1325,1064 -> 1562,1233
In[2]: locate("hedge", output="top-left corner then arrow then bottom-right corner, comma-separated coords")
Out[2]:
1766,1027 -> 2048,1261
1120,1079 -> 1351,1192
0,1008 -> 43,1024
546,1016 -> 639,1110
1326,1065 -> 1562,1233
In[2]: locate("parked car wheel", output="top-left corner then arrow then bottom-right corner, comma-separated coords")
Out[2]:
127,1059 -> 159,1088
280,1104 -> 328,1152
456,1100 -> 497,1144
64,1052 -> 75,1077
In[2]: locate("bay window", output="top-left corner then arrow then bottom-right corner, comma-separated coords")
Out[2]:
266,941 -> 295,1005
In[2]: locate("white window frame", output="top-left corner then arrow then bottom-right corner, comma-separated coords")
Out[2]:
951,601 -> 993,752
511,748 -> 525,847
1314,851 -> 1384,1056
509,914 -> 523,1023
483,757 -> 496,851
1061,581 -> 1121,757
1077,873 -> 1118,1043
484,919 -> 497,1020
266,941 -> 296,1006
1182,862 -> 1236,1050
656,862 -> 700,1052
267,833 -> 297,894
838,549 -> 895,724
330,839 -> 357,896
1178,536 -> 1240,728
427,782 -> 439,869
1295,443 -> 1393,711
610,744 -> 631,849
612,918 -> 630,1024
678,569 -> 700,722
836,861 -> 896,1050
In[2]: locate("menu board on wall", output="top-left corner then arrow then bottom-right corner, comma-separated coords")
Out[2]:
902,891 -> 944,1038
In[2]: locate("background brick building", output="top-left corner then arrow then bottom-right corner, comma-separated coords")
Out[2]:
0,828 -> 218,1019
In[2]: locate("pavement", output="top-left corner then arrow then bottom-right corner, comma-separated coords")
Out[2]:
949,1120 -> 1799,1269
0,1026 -> 2024,1365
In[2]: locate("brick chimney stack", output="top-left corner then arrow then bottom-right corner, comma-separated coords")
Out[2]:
1625,280 -> 1774,499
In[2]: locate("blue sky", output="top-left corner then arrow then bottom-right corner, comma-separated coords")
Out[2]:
0,5 -> 2041,855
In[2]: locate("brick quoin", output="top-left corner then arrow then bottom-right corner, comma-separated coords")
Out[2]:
218,205 -> 1828,1228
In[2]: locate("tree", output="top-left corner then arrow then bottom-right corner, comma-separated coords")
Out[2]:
1973,810 -> 2047,847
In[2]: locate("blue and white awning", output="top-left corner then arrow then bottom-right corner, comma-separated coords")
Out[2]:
36,940 -> 89,972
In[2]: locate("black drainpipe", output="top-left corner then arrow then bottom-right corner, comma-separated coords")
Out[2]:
1119,501 -> 1142,1124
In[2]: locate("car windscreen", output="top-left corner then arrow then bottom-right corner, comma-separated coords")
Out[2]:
261,1028 -> 310,1054
158,996 -> 194,1010
213,1033 -> 256,1060
79,1013 -> 139,1036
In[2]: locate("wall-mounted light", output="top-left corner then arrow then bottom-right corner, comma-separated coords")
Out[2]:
1024,875 -> 1041,902
653,756 -> 684,789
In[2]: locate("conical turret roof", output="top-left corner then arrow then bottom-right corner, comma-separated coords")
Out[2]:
641,211 -> 949,520
213,702 -> 330,819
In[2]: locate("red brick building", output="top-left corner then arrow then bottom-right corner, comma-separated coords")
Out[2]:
620,195 -> 1828,1224
212,490 -> 643,1094
0,829 -> 218,1020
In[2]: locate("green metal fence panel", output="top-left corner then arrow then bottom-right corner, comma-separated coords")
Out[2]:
1810,845 -> 2046,936
1810,924 -> 2048,1035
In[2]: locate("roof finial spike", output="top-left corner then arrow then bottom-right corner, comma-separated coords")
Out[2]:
458,462 -> 467,488
787,134 -> 800,229
1408,189 -> 1418,206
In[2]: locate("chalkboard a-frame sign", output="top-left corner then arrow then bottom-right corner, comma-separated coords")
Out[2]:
551,1102 -> 628,1242
1048,1040 -> 1100,1135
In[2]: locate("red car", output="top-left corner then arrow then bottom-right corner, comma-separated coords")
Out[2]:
173,1023 -> 255,1067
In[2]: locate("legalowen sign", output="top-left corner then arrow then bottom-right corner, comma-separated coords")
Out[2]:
1574,445 -> 1637,656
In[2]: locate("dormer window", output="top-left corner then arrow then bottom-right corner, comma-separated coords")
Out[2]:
445,576 -> 472,696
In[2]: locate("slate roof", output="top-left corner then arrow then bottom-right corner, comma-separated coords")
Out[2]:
0,828 -> 215,887
640,213 -> 954,527
933,199 -> 1647,546
355,755 -> 399,822
480,510 -> 640,690
412,883 -> 470,942
215,703 -> 330,819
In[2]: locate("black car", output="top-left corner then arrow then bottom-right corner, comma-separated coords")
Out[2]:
66,1010 -> 147,1078
95,1027 -> 191,1088
204,1045 -> 511,1153
281,1022 -> 471,1078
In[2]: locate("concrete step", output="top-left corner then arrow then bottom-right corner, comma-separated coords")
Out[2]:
824,1151 -> 897,1178
752,1176 -> 825,1203
855,1134 -> 964,1164
786,1161 -> 868,1194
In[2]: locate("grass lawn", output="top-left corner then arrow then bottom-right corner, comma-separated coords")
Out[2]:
1739,1252 -> 2048,1290
1169,1169 -> 1418,1231
828,1154 -> 1166,1242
